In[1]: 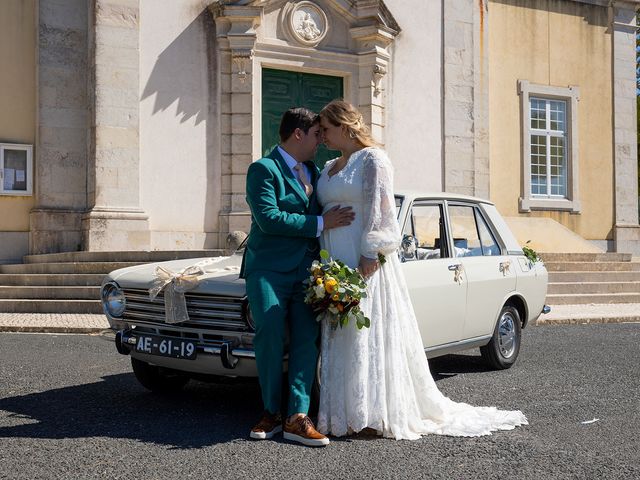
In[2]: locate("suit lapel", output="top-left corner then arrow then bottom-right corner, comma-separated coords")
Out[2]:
268,147 -> 309,206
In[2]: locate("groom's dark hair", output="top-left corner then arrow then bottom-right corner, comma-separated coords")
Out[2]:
279,107 -> 319,142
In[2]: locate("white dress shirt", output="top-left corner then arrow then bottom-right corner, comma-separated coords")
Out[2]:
277,146 -> 323,237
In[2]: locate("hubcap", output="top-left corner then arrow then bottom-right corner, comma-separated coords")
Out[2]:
498,312 -> 517,358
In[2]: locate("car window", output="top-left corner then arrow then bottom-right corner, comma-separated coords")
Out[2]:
400,203 -> 448,261
394,195 -> 403,218
448,205 -> 483,257
474,209 -> 501,255
449,205 -> 500,257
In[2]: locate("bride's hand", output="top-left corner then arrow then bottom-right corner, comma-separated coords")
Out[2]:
358,255 -> 379,277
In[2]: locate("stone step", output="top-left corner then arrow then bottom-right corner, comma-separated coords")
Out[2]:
544,261 -> 640,272
0,262 -> 143,275
548,282 -> 640,295
0,299 -> 103,314
0,274 -> 107,286
540,252 -> 632,262
549,271 -> 640,282
0,286 -> 101,300
545,292 -> 640,305
23,249 -> 225,264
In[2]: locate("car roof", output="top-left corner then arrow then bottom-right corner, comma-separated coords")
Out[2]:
394,190 -> 495,206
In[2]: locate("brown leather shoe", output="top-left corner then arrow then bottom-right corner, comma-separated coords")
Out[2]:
283,415 -> 329,447
250,411 -> 282,440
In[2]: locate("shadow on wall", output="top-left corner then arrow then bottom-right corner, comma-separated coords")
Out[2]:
140,8 -> 221,246
140,9 -> 215,126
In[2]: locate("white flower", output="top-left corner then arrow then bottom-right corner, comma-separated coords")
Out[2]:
314,284 -> 326,298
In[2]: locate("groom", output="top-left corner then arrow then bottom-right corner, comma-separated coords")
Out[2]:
241,108 -> 354,447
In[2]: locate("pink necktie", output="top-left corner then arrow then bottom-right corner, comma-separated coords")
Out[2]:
294,163 -> 313,197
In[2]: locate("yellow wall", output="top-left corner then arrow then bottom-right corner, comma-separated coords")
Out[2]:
489,0 -> 613,241
0,0 -> 36,231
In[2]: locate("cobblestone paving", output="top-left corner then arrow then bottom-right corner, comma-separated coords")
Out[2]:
0,314 -> 109,333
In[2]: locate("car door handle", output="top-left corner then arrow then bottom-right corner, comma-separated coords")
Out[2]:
448,264 -> 463,284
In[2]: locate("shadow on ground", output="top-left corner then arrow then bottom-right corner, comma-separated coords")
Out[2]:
0,353 -> 493,448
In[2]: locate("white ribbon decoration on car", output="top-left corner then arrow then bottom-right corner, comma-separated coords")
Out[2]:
148,257 -> 240,324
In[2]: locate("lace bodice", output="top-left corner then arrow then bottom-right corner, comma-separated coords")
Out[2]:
317,147 -> 401,262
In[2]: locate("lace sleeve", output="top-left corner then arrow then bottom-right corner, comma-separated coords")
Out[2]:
360,148 -> 402,259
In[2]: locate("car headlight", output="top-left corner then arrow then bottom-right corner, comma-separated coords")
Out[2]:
243,301 -> 255,330
102,282 -> 126,318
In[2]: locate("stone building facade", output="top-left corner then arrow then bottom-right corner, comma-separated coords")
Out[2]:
0,0 -> 638,262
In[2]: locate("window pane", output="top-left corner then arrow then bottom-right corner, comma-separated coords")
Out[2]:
403,204 -> 448,261
530,98 -> 546,130
530,134 -> 547,196
549,100 -> 566,131
474,209 -> 500,256
3,149 -> 28,191
448,206 -> 482,257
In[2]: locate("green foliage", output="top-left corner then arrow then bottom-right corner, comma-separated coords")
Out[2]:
522,240 -> 541,264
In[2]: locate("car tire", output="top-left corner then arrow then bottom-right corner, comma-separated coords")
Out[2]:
480,305 -> 522,370
130,357 -> 190,393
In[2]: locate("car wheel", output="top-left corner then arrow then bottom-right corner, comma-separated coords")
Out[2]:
480,305 -> 522,370
130,357 -> 190,393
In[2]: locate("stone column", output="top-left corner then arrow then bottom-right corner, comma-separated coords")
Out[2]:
611,1 -> 640,254
82,0 -> 149,251
212,5 -> 261,244
350,25 -> 396,145
30,0 -> 90,254
442,0 -> 490,198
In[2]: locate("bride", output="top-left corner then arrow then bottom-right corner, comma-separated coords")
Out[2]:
315,100 -> 528,440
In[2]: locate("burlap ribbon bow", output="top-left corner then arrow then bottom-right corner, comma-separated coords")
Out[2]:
148,257 -> 241,324
149,264 -> 205,324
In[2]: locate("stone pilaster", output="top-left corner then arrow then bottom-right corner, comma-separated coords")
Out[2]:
611,1 -> 640,254
30,0 -> 89,254
212,5 -> 261,244
82,0 -> 149,251
350,25 -> 396,145
442,0 -> 490,198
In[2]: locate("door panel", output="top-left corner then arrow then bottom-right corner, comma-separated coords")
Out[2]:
400,202 -> 467,347
262,68 -> 343,166
448,204 -> 517,339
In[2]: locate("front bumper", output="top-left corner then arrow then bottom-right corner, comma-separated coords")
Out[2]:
114,328 -> 262,377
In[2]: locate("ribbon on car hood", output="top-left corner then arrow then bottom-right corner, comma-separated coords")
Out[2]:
148,257 -> 240,324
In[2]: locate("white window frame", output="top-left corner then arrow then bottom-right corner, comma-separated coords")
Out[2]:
0,143 -> 33,196
518,80 -> 580,213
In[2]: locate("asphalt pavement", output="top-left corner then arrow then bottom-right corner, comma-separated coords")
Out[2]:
0,323 -> 638,479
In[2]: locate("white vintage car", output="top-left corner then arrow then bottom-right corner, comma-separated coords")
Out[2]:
102,192 -> 549,392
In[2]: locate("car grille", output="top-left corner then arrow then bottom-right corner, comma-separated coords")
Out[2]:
122,288 -> 249,332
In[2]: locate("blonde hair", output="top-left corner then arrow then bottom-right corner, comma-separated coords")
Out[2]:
320,100 -> 379,148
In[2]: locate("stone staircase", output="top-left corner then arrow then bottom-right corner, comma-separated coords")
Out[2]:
0,250 -> 224,313
542,253 -> 640,305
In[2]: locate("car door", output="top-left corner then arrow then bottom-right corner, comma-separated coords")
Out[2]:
447,203 -> 517,339
399,201 -> 467,348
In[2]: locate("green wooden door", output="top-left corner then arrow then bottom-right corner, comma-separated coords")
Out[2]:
262,68 -> 343,167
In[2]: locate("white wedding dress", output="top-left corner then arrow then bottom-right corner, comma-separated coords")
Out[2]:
315,147 -> 528,440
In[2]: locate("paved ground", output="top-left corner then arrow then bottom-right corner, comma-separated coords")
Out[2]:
0,324 -> 638,479
0,303 -> 638,334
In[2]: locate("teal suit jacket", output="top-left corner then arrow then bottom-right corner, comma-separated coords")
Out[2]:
240,147 -> 322,278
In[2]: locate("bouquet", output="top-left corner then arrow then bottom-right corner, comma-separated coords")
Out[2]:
303,250 -> 371,330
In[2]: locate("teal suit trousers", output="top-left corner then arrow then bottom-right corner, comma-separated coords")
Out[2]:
245,251 -> 319,416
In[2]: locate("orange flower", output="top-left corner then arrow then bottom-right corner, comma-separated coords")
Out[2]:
337,303 -> 344,312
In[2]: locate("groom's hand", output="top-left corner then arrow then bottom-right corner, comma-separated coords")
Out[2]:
323,205 -> 355,230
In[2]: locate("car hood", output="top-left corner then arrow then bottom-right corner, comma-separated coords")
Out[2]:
105,254 -> 246,298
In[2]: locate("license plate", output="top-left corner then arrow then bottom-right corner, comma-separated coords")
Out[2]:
134,334 -> 197,360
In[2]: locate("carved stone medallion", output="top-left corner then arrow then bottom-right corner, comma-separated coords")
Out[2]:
287,1 -> 328,47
